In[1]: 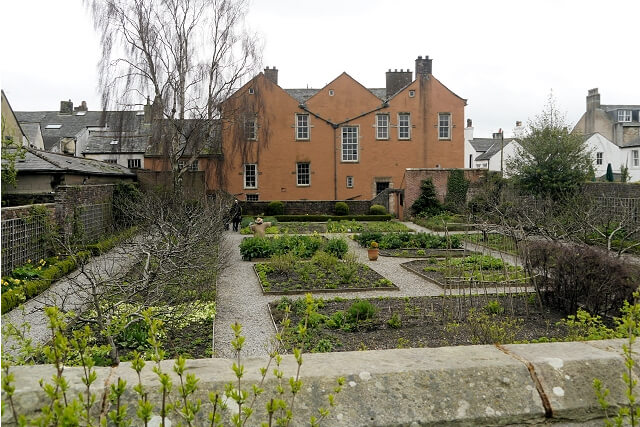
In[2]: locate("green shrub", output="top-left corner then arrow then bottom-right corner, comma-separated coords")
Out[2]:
239,237 -> 272,260
324,238 -> 348,259
347,299 -> 378,323
311,251 -> 339,270
266,201 -> 285,216
444,169 -> 469,213
369,204 -> 387,215
484,300 -> 505,315
334,202 -> 350,216
411,179 -> 442,216
269,253 -> 298,274
387,313 -> 402,328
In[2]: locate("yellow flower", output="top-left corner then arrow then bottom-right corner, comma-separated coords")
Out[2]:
27,259 -> 32,264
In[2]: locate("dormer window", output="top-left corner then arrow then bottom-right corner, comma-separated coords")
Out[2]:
618,110 -> 632,122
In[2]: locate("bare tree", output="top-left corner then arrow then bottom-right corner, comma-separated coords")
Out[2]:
34,189 -> 230,364
86,0 -> 261,187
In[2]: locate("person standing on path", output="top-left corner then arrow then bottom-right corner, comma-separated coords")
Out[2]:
249,217 -> 272,237
231,199 -> 242,232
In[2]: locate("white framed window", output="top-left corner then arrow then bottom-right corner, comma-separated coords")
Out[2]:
328,89 -> 335,96
346,176 -> 354,188
244,163 -> 257,189
245,117 -> 257,140
295,114 -> 309,140
296,162 -> 310,186
398,113 -> 411,140
246,194 -> 259,201
341,126 -> 359,162
128,159 -> 141,169
633,150 -> 639,167
248,88 -> 255,95
438,113 -> 451,140
596,152 -> 603,166
376,114 -> 389,140
618,110 -> 632,122
409,90 -> 415,98
178,159 -> 199,171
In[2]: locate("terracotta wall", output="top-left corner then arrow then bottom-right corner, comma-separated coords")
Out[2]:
192,68 -> 466,202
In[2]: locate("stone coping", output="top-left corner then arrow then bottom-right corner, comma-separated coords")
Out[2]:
2,339 -> 634,426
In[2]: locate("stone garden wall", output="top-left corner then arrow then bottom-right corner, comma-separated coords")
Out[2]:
2,340 -> 631,426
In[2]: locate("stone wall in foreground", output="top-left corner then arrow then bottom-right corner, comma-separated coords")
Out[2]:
2,339 -> 633,426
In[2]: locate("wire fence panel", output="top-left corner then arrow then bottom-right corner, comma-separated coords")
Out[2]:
1,215 -> 48,273
73,203 -> 113,245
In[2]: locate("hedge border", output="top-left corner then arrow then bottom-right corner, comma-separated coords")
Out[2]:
1,227 -> 138,314
274,215 -> 392,222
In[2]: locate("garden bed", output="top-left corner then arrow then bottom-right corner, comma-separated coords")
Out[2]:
379,248 -> 476,258
268,294 -> 569,352
412,213 -> 475,231
253,256 -> 397,294
401,256 -> 528,289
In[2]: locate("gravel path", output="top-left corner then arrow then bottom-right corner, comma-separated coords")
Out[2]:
2,243 -> 138,358
213,221 -> 526,358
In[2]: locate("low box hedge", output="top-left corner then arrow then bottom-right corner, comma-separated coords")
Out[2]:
1,228 -> 136,314
274,214 -> 393,222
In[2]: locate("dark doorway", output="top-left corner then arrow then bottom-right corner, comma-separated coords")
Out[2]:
376,181 -> 390,194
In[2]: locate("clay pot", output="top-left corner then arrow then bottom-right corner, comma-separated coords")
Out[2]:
368,248 -> 379,261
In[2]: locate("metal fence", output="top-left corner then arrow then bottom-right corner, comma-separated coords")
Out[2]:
1,203 -> 114,274
1,214 -> 48,273
72,203 -> 114,245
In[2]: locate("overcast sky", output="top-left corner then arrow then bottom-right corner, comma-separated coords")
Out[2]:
2,0 -> 639,137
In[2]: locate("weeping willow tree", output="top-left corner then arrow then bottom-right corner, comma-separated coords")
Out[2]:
85,0 -> 261,188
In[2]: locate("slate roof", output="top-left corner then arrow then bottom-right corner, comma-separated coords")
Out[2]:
601,104 -> 640,112
285,87 -> 387,104
469,138 -> 500,153
83,130 -> 150,154
15,110 -> 145,151
20,123 -> 42,147
5,148 -> 135,176
476,139 -> 515,161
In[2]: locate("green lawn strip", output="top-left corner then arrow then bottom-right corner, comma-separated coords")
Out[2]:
463,233 -> 519,255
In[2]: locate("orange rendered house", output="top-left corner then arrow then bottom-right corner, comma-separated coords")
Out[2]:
214,55 -> 466,201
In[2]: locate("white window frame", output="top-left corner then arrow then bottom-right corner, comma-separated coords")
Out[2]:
596,152 -> 603,166
296,162 -> 310,186
633,150 -> 639,167
244,163 -> 258,189
178,159 -> 199,171
398,113 -> 411,140
295,114 -> 310,140
341,126 -> 359,162
618,110 -> 632,122
409,90 -> 415,98
346,176 -> 354,188
245,117 -> 257,141
376,114 -> 389,140
438,113 -> 451,140
127,158 -> 141,169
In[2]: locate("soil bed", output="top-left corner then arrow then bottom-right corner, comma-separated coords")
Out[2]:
401,258 -> 528,289
269,294 -> 569,352
254,262 -> 398,294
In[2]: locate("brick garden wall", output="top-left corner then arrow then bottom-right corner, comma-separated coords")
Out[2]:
241,200 -> 373,216
55,185 -> 115,237
403,168 -> 488,217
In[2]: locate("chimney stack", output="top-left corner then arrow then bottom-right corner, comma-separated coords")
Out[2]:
60,99 -> 73,114
385,69 -> 412,97
264,66 -> 278,85
74,101 -> 88,112
415,55 -> 433,77
586,88 -> 600,134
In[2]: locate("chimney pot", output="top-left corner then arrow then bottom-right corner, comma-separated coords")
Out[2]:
467,119 -> 472,128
